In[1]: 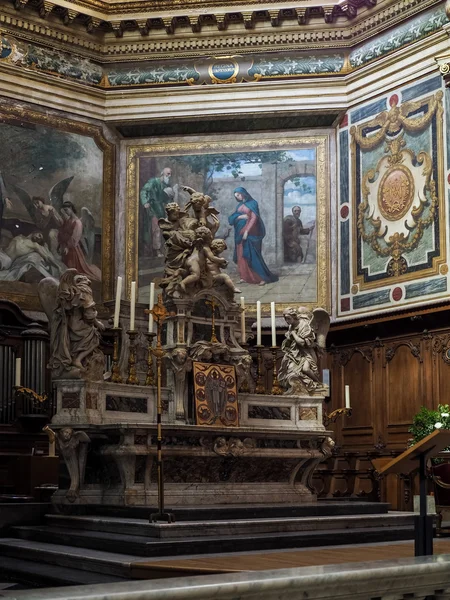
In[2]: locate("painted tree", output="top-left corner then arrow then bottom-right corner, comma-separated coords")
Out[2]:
172,151 -> 292,197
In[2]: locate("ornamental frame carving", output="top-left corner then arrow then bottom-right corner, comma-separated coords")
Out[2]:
125,132 -> 332,315
350,91 -> 446,292
0,103 -> 115,310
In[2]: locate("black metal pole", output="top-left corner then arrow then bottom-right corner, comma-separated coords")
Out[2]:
414,452 -> 433,556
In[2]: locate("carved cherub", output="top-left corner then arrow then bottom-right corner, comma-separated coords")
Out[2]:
56,427 -> 90,502
179,226 -> 225,294
278,306 -> 330,396
208,239 -> 241,299
182,186 -> 220,236
38,269 -> 105,380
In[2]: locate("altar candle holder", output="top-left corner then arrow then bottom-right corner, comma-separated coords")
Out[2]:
111,327 -> 123,384
323,407 -> 352,427
270,346 -> 283,396
145,332 -> 156,386
239,341 -> 250,393
126,330 -> 139,385
255,344 -> 266,395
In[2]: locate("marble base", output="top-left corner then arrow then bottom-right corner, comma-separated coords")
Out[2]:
239,393 -> 325,431
52,380 -> 172,426
50,423 -> 334,507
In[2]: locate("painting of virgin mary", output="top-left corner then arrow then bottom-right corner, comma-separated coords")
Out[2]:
228,187 -> 278,286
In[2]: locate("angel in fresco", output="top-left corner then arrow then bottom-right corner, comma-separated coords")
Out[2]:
228,187 -> 278,286
278,306 -> 330,396
57,201 -> 101,281
11,177 -> 75,258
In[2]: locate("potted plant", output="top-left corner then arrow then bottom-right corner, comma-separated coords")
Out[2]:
409,404 -> 450,535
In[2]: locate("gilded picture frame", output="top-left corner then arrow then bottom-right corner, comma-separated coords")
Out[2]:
0,103 -> 115,310
125,132 -> 331,315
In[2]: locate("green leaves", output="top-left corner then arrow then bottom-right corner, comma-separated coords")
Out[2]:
408,404 -> 450,447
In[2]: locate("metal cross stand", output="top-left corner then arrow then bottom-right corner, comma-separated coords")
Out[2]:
205,296 -> 219,343
146,294 -> 175,524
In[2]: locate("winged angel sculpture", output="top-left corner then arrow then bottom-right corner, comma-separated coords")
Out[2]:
278,307 -> 330,396
1,176 -> 99,282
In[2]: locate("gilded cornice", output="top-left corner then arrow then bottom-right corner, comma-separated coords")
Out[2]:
0,0 -> 443,59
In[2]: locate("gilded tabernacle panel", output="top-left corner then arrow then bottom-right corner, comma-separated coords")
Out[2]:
125,133 -> 331,314
0,105 -> 115,310
337,75 -> 448,318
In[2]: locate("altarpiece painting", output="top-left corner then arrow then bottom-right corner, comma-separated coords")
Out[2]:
0,105 -> 115,309
125,134 -> 331,314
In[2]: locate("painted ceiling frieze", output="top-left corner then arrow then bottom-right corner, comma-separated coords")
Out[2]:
0,2 -> 446,92
349,5 -> 448,68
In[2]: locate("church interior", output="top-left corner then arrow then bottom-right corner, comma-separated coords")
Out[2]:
2,0 -> 450,597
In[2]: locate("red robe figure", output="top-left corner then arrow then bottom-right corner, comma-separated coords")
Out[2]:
57,201 -> 101,281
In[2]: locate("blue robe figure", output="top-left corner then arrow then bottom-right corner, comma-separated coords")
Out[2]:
228,187 -> 278,285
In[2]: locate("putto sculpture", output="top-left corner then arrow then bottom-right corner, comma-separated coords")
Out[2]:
158,188 -> 240,301
38,268 -> 105,380
278,306 -> 330,396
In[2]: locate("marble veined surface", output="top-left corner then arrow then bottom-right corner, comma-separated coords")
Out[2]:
4,554 -> 450,600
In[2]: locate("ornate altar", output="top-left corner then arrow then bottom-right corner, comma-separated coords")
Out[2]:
47,188 -> 333,508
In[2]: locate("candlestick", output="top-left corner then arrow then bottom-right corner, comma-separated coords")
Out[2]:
150,294 -> 175,524
145,332 -> 156,386
111,327 -> 123,384
240,296 -> 246,343
113,276 -> 122,329
345,385 -> 351,409
270,346 -> 283,395
130,281 -> 136,331
126,330 -> 139,385
148,282 -> 155,332
270,302 -> 276,347
256,301 -> 261,346
15,357 -> 21,387
255,344 -> 265,394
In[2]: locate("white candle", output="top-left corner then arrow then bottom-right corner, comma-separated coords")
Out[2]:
345,385 -> 350,409
113,276 -> 122,328
240,296 -> 246,343
148,282 -> 155,332
270,301 -> 276,347
130,281 -> 136,331
256,301 -> 261,346
15,357 -> 21,387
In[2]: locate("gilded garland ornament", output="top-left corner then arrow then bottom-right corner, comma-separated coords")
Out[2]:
352,92 -> 443,281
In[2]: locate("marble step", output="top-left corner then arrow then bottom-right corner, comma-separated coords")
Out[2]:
10,523 -> 417,557
0,556 -> 127,587
0,539 -> 150,579
71,501 -> 390,521
44,512 -> 416,539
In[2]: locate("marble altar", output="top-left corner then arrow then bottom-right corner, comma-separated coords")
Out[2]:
48,186 -> 334,508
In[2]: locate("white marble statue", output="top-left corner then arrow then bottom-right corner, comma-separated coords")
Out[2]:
278,306 -> 330,396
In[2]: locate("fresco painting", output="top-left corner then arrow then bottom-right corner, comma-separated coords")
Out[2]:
136,145 -> 321,307
0,119 -> 104,303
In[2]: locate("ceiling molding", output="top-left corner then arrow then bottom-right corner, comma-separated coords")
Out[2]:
0,0 -> 443,59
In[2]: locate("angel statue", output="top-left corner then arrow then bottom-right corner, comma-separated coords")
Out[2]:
278,306 -> 330,396
38,268 -> 105,380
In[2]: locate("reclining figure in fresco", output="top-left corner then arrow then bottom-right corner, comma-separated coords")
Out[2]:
158,188 -> 240,301
38,268 -> 105,380
278,306 -> 330,396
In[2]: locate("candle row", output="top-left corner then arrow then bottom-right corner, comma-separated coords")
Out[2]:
113,277 -> 155,332
242,299 -> 277,347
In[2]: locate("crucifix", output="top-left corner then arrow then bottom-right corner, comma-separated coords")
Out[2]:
205,296 -> 219,344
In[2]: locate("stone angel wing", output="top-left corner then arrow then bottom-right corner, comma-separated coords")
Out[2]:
311,308 -> 330,349
37,276 -> 59,323
80,207 -> 96,262
49,176 -> 74,213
